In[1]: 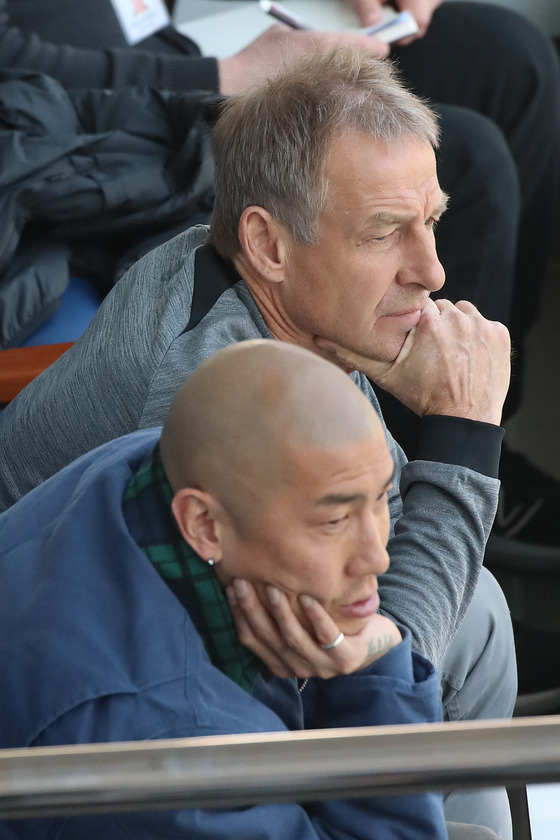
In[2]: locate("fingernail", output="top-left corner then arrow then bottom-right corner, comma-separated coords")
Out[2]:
267,585 -> 281,604
226,586 -> 237,606
300,595 -> 314,608
233,579 -> 248,597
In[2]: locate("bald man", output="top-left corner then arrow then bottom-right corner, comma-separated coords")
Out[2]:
0,340 -> 498,840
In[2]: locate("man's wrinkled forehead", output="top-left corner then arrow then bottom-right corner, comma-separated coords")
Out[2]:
319,132 -> 441,215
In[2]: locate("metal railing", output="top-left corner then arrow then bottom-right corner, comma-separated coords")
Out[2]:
1,716 -> 560,820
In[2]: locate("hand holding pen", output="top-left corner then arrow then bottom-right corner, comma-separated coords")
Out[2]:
259,0 -> 418,42
218,2 -> 390,96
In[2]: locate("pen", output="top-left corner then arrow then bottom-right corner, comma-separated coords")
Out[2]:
363,10 -> 414,36
259,0 -> 313,31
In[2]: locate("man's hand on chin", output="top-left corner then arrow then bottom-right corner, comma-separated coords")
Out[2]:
227,580 -> 401,680
315,298 -> 511,425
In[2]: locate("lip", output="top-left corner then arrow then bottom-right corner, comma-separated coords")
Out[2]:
339,591 -> 380,619
383,308 -> 424,328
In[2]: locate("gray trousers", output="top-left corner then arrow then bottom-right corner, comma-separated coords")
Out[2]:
440,567 -> 518,839
447,823 -> 501,840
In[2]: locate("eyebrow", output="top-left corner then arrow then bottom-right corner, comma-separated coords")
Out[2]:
316,466 -> 396,507
366,192 -> 449,230
434,192 -> 450,218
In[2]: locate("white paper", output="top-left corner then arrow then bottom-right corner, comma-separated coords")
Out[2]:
174,0 -> 417,58
110,0 -> 171,45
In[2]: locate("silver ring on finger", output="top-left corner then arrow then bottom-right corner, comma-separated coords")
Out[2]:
322,631 -> 345,651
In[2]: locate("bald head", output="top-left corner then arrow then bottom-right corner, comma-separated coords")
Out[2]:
160,341 -> 382,523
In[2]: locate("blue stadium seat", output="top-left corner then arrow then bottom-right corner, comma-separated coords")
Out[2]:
0,276 -> 103,405
21,275 -> 103,346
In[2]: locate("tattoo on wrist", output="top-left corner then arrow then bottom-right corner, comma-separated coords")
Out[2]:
365,634 -> 394,661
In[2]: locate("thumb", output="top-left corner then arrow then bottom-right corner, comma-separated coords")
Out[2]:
382,298 -> 440,369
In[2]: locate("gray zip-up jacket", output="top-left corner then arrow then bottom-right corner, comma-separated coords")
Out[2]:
0,225 -> 503,666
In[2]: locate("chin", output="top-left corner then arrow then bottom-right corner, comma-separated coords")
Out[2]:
359,333 -> 405,365
338,616 -> 370,636
379,335 -> 410,364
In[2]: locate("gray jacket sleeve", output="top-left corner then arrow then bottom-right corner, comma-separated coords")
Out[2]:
353,374 -> 500,667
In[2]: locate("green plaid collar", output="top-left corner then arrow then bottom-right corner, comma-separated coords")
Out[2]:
122,442 -> 260,694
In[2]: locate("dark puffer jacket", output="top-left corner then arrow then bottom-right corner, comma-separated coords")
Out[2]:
0,69 -> 217,347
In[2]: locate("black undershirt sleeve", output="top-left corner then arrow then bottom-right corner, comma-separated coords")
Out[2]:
416,415 -> 504,479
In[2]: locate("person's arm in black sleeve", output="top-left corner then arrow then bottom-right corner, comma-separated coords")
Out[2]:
0,12 -> 219,91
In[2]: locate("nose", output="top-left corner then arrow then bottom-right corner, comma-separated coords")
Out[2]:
345,515 -> 390,579
398,228 -> 446,293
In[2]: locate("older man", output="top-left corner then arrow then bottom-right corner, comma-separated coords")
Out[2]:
0,49 -> 513,833
0,340 -> 499,840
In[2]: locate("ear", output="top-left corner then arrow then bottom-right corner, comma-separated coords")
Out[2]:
171,488 -> 224,562
238,206 -> 291,284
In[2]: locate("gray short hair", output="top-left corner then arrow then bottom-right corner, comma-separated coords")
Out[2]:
208,47 -> 440,259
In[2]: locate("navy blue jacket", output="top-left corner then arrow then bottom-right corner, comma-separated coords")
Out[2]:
0,429 -> 447,839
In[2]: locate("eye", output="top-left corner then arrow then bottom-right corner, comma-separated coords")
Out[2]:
323,514 -> 349,528
425,216 -> 438,231
373,229 -> 396,243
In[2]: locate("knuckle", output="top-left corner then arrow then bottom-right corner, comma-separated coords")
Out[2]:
281,629 -> 300,649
